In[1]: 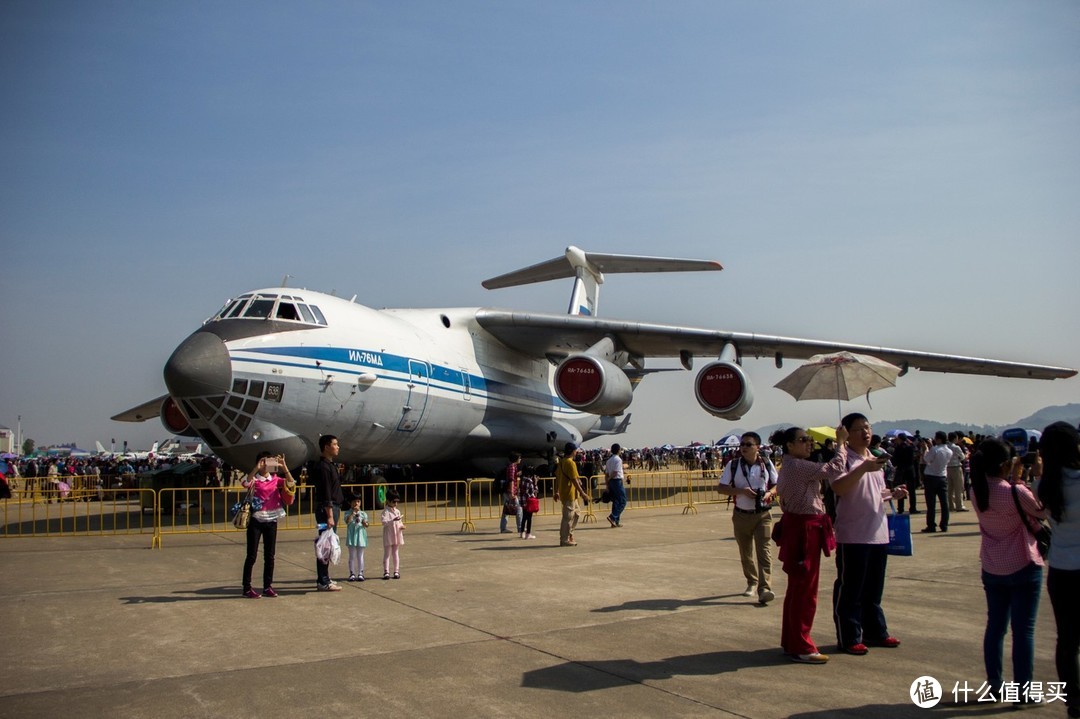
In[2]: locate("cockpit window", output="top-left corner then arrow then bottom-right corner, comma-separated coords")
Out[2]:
224,299 -> 247,318
296,303 -> 316,324
275,302 -> 300,321
243,299 -> 275,319
208,293 -> 326,326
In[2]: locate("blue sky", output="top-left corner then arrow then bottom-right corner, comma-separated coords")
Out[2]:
2,1 -> 1078,452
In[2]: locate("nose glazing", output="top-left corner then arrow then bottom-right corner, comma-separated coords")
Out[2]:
163,331 -> 232,398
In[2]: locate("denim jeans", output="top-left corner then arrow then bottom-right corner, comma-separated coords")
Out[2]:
982,562 -> 1042,691
609,479 -> 627,524
500,496 -> 522,533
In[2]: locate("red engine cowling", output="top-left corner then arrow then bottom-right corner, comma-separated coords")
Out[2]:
554,355 -> 633,416
694,360 -> 754,420
160,396 -> 197,436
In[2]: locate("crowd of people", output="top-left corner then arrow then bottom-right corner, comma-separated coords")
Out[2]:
3,420 -> 1076,714
696,415 -> 1077,716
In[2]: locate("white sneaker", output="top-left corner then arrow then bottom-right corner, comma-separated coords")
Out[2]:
759,589 -> 775,604
742,585 -> 756,597
526,534 -> 536,539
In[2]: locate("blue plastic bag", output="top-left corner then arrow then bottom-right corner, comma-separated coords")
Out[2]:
886,501 -> 913,557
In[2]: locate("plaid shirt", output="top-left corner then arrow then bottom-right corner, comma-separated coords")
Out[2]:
972,478 -> 1046,576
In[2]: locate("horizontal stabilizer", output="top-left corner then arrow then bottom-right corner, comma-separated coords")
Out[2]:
481,246 -> 722,290
111,394 -> 168,423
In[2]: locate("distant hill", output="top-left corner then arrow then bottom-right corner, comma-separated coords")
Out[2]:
752,403 -> 1080,443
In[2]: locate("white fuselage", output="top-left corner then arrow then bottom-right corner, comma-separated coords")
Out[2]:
169,289 -> 596,470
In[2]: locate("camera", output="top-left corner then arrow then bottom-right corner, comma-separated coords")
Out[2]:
754,488 -> 770,512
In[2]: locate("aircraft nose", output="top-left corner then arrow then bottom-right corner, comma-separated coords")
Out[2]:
164,331 -> 232,397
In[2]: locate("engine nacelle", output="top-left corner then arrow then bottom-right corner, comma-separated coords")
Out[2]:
695,360 -> 754,420
554,355 -> 633,416
160,396 -> 198,437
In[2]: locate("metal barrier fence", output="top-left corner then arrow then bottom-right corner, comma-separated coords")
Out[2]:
0,488 -> 156,537
1,470 -> 734,546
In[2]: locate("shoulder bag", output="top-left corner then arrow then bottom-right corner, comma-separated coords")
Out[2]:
232,483 -> 255,530
1010,485 -> 1051,559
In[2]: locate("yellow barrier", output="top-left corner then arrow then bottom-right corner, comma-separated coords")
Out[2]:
1,470 -> 737,547
467,477 -> 560,532
0,488 -> 156,538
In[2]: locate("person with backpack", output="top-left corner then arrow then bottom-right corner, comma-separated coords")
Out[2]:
499,452 -> 522,535
717,432 -> 778,605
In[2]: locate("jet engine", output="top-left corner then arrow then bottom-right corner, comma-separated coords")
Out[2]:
694,360 -> 754,420
554,355 -> 633,416
159,396 -> 199,437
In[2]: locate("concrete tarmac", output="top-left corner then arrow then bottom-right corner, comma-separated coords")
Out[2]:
0,503 -> 1069,718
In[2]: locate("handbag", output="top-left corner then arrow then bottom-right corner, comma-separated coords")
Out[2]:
231,483 -> 255,529
503,497 -> 519,516
1010,485 -> 1051,559
525,496 -> 540,514
886,501 -> 913,557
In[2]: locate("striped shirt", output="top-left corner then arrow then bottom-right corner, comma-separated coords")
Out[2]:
972,478 -> 1046,576
776,445 -> 850,515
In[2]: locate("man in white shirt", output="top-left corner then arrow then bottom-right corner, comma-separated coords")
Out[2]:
604,444 -> 628,528
921,431 -> 952,533
718,432 -> 778,604
945,432 -> 968,512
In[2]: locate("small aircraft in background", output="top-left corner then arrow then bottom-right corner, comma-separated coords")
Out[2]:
94,441 -> 160,462
113,247 -> 1075,473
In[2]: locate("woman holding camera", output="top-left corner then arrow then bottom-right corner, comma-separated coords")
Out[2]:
718,432 -> 778,605
240,451 -> 296,598
1036,422 -> 1080,717
970,437 -> 1046,702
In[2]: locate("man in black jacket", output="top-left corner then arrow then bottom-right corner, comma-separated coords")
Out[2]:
314,435 -> 345,591
889,434 -> 919,514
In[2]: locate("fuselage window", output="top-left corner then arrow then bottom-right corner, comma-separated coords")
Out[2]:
310,305 -> 328,325
244,299 -> 274,319
297,304 -> 316,324
276,302 -> 300,321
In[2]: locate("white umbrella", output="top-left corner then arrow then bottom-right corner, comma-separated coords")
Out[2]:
774,351 -> 902,418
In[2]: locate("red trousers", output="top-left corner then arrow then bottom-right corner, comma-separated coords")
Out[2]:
779,513 -> 834,655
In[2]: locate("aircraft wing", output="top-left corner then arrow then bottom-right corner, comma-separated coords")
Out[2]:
474,310 -> 1076,380
111,394 -> 168,422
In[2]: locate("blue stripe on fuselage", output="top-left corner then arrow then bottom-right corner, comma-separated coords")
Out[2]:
237,346 -> 570,412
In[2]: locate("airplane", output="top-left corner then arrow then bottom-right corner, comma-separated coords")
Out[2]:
112,246 -> 1076,474
94,440 -> 160,462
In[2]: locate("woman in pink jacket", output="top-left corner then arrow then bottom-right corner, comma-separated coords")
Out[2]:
970,437 -> 1047,704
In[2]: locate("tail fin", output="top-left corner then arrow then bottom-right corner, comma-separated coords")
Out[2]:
481,246 -> 723,316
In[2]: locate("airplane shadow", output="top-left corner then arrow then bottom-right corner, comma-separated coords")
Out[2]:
592,594 -> 752,612
520,647 -> 782,692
